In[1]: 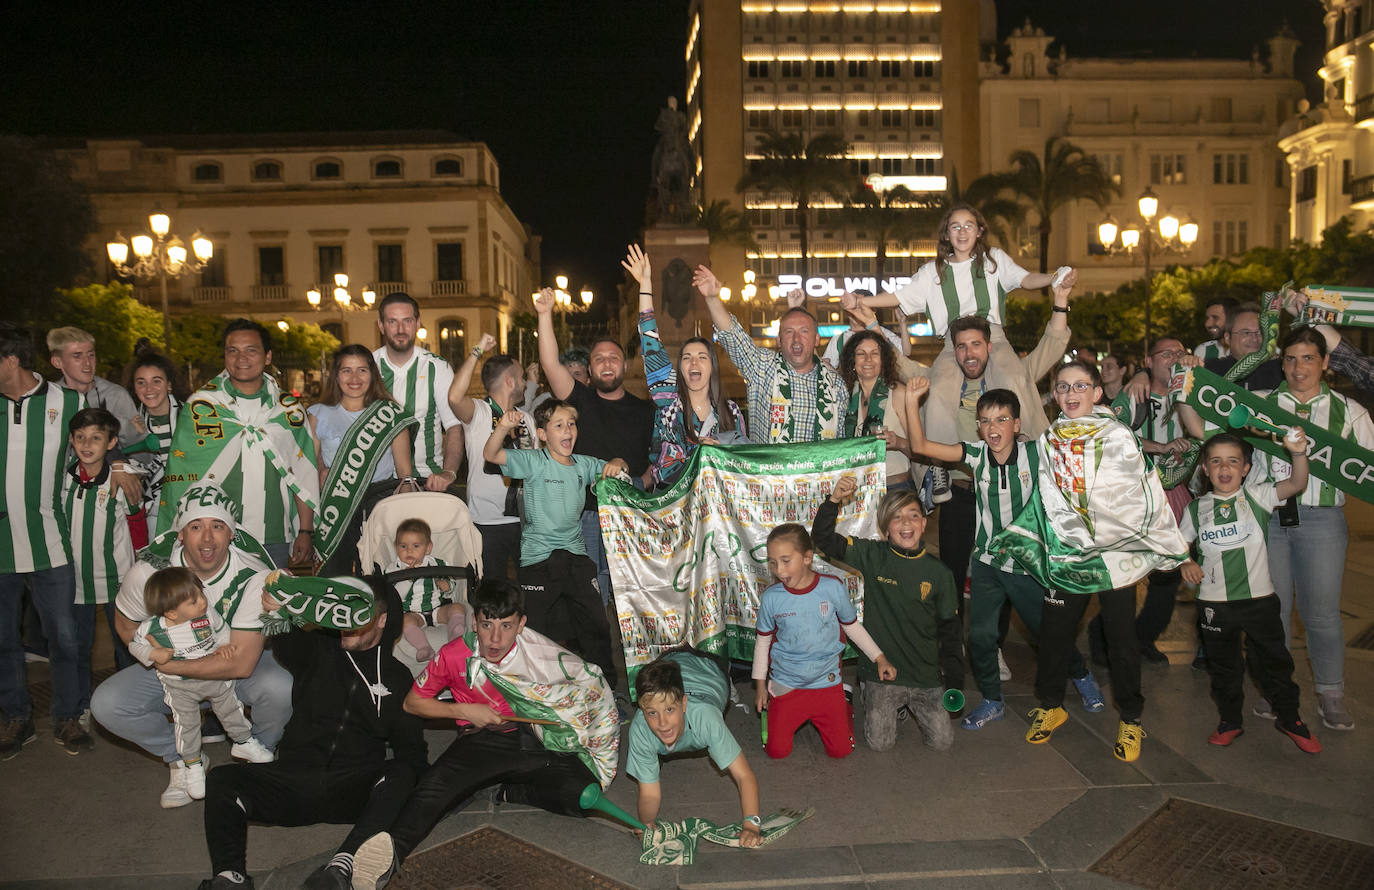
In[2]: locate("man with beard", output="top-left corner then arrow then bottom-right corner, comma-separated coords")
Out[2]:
533,288 -> 653,607
693,266 -> 848,444
373,293 -> 464,492
1193,297 -> 1237,362
197,587 -> 427,890
449,332 -> 536,581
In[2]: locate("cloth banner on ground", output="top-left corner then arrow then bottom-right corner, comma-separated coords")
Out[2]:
640,806 -> 816,866
463,627 -> 620,788
260,571 -> 376,635
157,372 -> 318,535
1180,366 -> 1374,503
990,409 -> 1187,594
312,400 -> 418,562
597,440 -> 885,689
1297,284 -> 1374,328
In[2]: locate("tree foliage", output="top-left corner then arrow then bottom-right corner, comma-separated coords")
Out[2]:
736,130 -> 854,277
0,137 -> 97,326
49,283 -> 164,377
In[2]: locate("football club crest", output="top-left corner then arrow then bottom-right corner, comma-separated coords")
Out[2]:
920,581 -> 932,601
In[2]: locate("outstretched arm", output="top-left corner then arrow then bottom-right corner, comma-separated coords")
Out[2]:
534,288 -> 576,400
693,265 -> 735,333
1274,430 -> 1310,501
725,754 -> 763,848
903,377 -> 964,461
483,411 -> 523,466
450,333 -> 497,424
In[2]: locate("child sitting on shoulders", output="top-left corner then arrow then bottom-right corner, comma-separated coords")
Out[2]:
389,518 -> 465,662
133,567 -> 274,799
752,522 -> 896,759
1180,432 -> 1321,753
628,650 -> 762,846
811,476 -> 961,752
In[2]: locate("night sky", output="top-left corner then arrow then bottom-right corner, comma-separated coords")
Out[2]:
1,1 -> 1322,316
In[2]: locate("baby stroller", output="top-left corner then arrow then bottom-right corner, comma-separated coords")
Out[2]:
356,490 -> 483,676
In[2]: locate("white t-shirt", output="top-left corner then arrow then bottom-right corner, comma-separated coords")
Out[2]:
1180,482 -> 1280,603
894,247 -> 1029,336
461,399 -> 536,525
117,546 -> 272,632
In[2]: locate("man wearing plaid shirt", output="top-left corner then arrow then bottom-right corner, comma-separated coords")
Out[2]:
692,266 -> 847,444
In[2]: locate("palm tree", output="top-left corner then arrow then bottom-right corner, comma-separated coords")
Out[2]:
695,199 -> 757,251
736,130 -> 854,278
841,184 -> 941,353
969,135 -> 1120,273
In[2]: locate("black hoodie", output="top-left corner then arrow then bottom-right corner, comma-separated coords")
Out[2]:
269,584 -> 428,775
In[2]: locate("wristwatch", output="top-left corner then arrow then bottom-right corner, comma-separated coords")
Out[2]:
743,815 -> 762,827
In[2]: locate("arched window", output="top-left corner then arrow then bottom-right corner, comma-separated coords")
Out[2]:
313,158 -> 342,179
252,160 -> 282,181
192,162 -> 222,183
373,157 -> 403,178
433,157 -> 463,177
437,318 -> 466,365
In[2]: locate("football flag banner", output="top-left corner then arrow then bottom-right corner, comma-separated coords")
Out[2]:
597,440 -> 885,688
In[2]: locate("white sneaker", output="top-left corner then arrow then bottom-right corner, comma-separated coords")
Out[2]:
231,737 -> 275,763
185,760 -> 207,799
998,649 -> 1012,682
79,708 -> 92,733
1317,691 -> 1355,731
161,755 -> 208,809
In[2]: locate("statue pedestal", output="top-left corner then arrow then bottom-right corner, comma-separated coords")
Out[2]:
643,226 -> 712,351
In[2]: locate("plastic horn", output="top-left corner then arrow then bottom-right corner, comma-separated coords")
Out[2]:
579,783 -> 646,831
942,688 -> 966,712
1227,404 -> 1288,438
760,708 -> 768,745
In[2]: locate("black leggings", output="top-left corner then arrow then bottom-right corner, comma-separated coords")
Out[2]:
389,726 -> 595,862
204,759 -> 418,877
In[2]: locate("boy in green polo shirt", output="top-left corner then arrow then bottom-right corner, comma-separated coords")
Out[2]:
483,398 -> 627,689
627,650 -> 762,846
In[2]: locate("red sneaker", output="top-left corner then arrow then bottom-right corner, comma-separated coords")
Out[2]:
1276,718 -> 1322,754
1208,723 -> 1244,746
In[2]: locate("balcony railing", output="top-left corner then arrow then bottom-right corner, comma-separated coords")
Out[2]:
251,284 -> 291,302
431,279 -> 467,296
191,286 -> 232,304
375,281 -> 410,297
1349,174 -> 1374,205
1356,94 -> 1374,125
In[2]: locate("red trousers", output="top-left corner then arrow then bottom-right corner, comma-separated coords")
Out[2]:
763,683 -> 854,759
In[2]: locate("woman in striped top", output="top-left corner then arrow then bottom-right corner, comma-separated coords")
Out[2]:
124,352 -> 189,533
1260,328 -> 1374,731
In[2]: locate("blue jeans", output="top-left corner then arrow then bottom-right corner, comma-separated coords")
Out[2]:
1268,506 -> 1348,694
264,542 -> 292,570
0,565 -> 81,722
72,603 -> 135,712
580,509 -> 612,606
90,649 -> 293,763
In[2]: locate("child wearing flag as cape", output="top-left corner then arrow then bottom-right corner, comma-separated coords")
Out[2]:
1179,432 -> 1321,753
991,360 -> 1187,763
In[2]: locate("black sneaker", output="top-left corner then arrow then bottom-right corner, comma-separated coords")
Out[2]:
302,862 -> 350,890
1191,648 -> 1207,671
201,711 -> 227,744
351,833 -> 396,890
54,718 -> 94,755
0,718 -> 36,761
1140,644 -> 1170,665
197,874 -> 254,890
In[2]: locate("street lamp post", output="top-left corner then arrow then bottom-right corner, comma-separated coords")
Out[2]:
306,273 -> 377,337
106,208 -> 213,343
1097,187 -> 1199,354
550,274 -> 594,347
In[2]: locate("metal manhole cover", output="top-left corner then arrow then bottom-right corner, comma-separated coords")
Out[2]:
388,825 -> 635,890
1090,798 -> 1374,890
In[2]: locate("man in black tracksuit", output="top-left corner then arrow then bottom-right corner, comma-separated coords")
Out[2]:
198,587 -> 429,890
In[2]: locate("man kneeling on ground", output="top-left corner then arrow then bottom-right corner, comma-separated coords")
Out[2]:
350,578 -> 619,889
197,585 -> 427,890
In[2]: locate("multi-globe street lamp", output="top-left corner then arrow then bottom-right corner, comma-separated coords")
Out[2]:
106,208 -> 213,342
1097,186 -> 1199,352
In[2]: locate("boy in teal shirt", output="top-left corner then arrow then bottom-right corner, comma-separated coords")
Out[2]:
484,398 -> 627,688
627,650 -> 762,845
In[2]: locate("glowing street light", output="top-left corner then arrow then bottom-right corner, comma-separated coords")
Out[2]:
106,207 -> 213,341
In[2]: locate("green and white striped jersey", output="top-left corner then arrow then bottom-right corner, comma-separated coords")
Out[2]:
1,376 -> 81,574
1262,384 -> 1374,508
1180,482 -> 1279,602
63,463 -> 135,605
1193,339 -> 1226,363
1141,390 -> 1184,445
375,348 -> 460,477
389,555 -> 452,614
117,546 -> 271,632
962,440 -> 1039,574
137,602 -> 229,660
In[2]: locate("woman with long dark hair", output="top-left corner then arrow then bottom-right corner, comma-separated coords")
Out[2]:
124,350 -> 191,531
307,345 -> 416,487
622,244 -> 747,487
838,330 -> 914,489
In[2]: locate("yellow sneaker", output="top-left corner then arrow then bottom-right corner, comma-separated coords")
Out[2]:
1114,721 -> 1146,762
1025,707 -> 1068,744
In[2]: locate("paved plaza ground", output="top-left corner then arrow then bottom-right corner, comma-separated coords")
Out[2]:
3,501 -> 1373,889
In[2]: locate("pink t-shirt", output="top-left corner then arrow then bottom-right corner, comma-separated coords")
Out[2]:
411,635 -> 516,727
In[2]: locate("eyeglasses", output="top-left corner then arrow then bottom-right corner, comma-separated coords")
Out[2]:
976,415 -> 1014,426
1053,381 -> 1094,394
1150,349 -> 1185,360
947,222 -> 977,234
